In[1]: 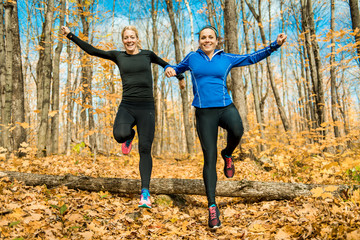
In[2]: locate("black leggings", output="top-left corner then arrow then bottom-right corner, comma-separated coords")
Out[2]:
113,101 -> 155,190
195,103 -> 244,206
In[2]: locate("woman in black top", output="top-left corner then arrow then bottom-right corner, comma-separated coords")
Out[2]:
61,25 -> 183,208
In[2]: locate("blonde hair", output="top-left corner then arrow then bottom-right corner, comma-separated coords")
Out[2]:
121,26 -> 142,49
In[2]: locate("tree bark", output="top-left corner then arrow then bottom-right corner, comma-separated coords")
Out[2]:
330,0 -> 340,140
77,0 -> 96,154
205,0 -> 216,27
300,0 -> 325,137
165,0 -> 194,154
0,0 -> 6,148
349,0 -> 360,60
151,0 -> 161,156
11,0 -> 26,154
3,1 -> 14,151
224,0 -> 249,133
245,0 -> 291,132
50,0 -> 65,154
0,171 -> 354,202
36,0 -> 54,157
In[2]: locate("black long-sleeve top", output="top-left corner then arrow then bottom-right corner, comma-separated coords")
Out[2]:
67,32 -> 183,102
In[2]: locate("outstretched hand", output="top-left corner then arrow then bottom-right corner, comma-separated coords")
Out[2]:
61,26 -> 70,36
277,33 -> 287,46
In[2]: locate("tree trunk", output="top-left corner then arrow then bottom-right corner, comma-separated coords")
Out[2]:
77,0 -> 96,153
11,0 -> 26,153
151,0 -> 161,156
330,0 -> 340,141
0,171 -> 354,202
165,0 -> 194,154
50,0 -> 65,154
65,41 -> 73,156
300,0 -> 325,137
3,1 -> 14,151
349,0 -> 360,61
245,0 -> 291,132
224,0 -> 249,133
0,0 -> 6,148
241,0 -> 265,151
36,0 -> 54,157
184,0 -> 195,51
205,0 -> 216,27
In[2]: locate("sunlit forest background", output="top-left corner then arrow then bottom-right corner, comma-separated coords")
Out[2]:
1,0 -> 359,159
1,0 -> 360,239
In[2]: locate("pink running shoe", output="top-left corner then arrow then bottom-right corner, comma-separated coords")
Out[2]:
221,150 -> 235,178
138,188 -> 151,208
121,138 -> 133,155
208,204 -> 221,228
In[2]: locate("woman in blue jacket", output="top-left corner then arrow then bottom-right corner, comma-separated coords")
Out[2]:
165,25 -> 287,228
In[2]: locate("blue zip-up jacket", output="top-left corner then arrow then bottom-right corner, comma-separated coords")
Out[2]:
165,41 -> 281,108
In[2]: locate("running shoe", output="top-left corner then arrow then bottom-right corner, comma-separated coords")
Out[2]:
208,204 -> 221,228
138,188 -> 151,208
221,150 -> 235,178
121,137 -> 133,155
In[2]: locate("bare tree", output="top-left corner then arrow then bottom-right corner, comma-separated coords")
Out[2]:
224,0 -> 249,133
330,0 -> 340,141
206,0 -> 216,27
77,0 -> 96,153
165,0 -> 194,154
50,0 -> 65,154
36,0 -> 54,156
245,0 -> 290,132
0,0 -> 5,148
11,0 -> 26,153
300,0 -> 325,136
151,0 -> 161,155
2,0 -> 14,151
349,0 -> 360,61
240,0 -> 265,150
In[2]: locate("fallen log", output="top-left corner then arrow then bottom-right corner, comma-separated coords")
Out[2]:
0,171 -> 355,202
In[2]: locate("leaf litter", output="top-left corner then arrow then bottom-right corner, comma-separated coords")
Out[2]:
0,151 -> 359,239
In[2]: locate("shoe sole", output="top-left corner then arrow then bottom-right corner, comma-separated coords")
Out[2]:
209,225 -> 221,229
138,204 -> 151,208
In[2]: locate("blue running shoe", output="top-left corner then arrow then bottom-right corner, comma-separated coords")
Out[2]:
138,188 -> 151,208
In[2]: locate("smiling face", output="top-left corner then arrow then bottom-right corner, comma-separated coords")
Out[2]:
199,28 -> 218,57
122,29 -> 139,54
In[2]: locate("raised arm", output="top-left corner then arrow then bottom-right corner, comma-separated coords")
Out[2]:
61,26 -> 117,61
230,33 -> 287,67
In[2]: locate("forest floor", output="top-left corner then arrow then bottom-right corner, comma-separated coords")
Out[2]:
0,149 -> 360,239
